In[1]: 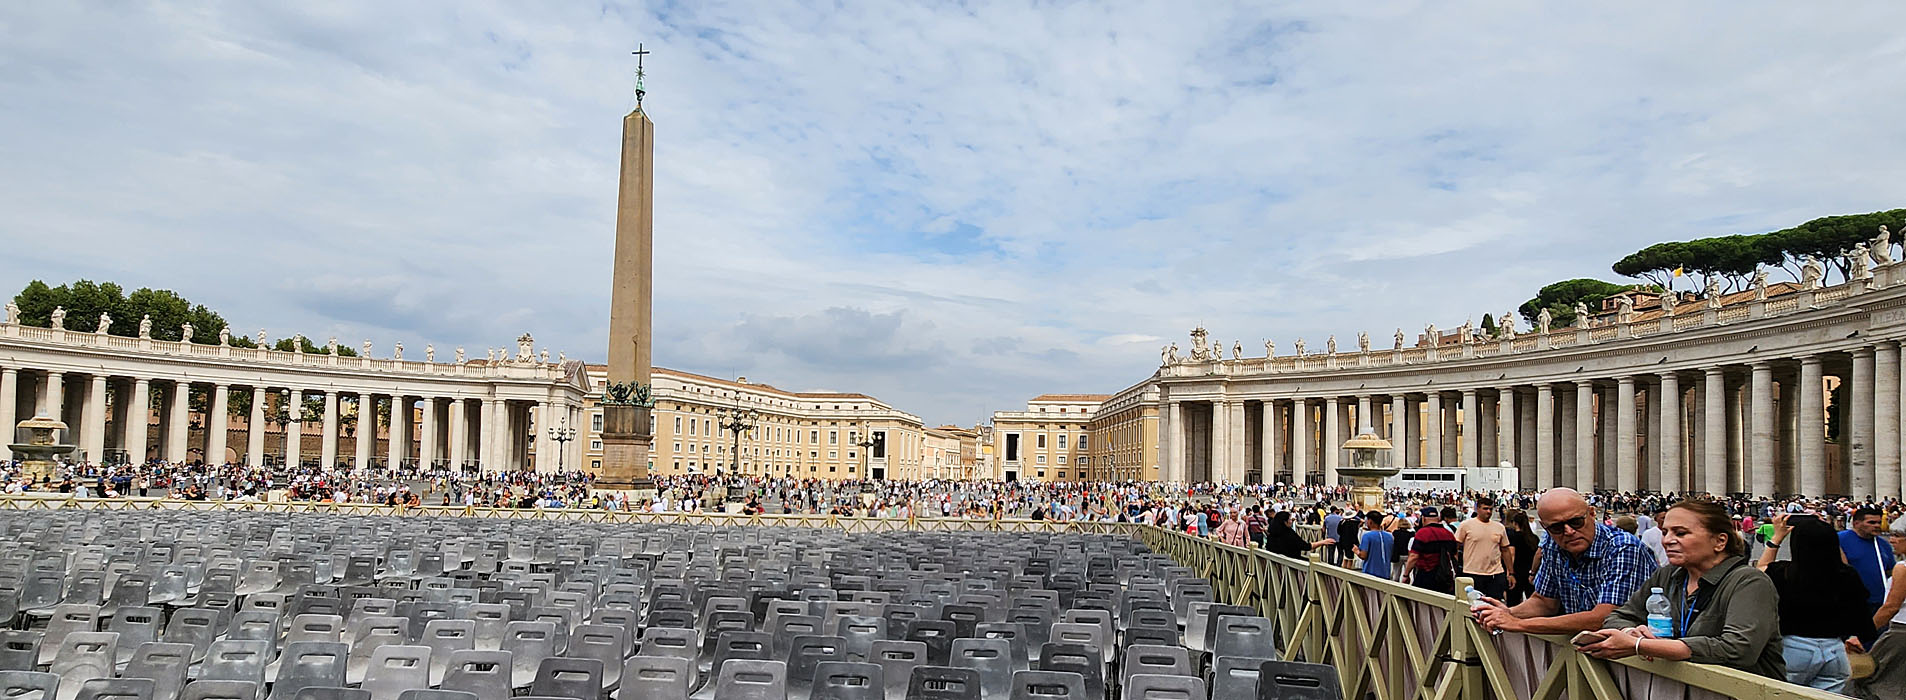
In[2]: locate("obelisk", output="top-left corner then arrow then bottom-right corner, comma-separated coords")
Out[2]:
600,47 -> 656,494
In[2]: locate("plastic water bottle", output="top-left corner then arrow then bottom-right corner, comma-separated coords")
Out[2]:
1645,587 -> 1674,638
1466,586 -> 1500,636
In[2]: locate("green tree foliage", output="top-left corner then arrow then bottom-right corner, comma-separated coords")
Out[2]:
1480,313 -> 1497,335
1518,278 -> 1631,329
1766,209 -> 1906,280
1611,208 -> 1905,291
9,280 -> 327,352
271,337 -> 359,357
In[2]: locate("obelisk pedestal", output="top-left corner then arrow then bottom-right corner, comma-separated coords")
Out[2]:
600,104 -> 657,498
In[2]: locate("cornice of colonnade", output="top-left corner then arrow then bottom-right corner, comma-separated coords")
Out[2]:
1154,278 -> 1906,403
0,325 -> 587,402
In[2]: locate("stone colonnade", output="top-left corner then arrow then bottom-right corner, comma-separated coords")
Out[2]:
0,324 -> 589,472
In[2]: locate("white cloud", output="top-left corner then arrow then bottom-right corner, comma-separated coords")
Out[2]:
3,1 -> 1905,427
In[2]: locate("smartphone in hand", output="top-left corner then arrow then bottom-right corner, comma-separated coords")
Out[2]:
1571,630 -> 1607,647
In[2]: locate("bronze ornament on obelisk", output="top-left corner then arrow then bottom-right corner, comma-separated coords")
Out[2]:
600,46 -> 657,495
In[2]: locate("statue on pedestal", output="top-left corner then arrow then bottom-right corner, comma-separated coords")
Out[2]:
1800,255 -> 1825,289
1661,291 -> 1677,316
3,302 -> 17,324
1159,345 -> 1172,366
1264,339 -> 1275,358
1167,343 -> 1180,364
540,350 -> 550,363
1357,331 -> 1370,353
1393,328 -> 1405,350
1293,338 -> 1306,357
558,351 -> 566,363
95,313 -> 111,334
326,337 -> 338,355
516,333 -> 535,361
293,334 -> 305,354
218,327 -> 230,346
50,306 -> 66,329
1326,335 -> 1337,355
1873,225 -> 1894,265
1751,268 -> 1769,300
1424,323 -> 1437,345
1460,319 -> 1474,343
455,347 -> 466,363
486,348 -> 497,362
1616,296 -> 1635,323
1537,308 -> 1552,334
1231,340 -> 1242,360
425,344 -> 435,363
393,342 -> 404,360
137,314 -> 151,338
1850,244 -> 1873,281
1500,312 -> 1516,337
1573,302 -> 1591,326
361,340 -> 372,357
181,322 -> 193,343
256,329 -> 267,347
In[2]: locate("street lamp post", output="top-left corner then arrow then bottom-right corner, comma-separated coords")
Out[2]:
856,433 -> 876,482
547,415 -> 576,473
718,406 -> 759,502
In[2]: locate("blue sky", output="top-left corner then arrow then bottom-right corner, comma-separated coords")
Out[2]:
3,2 -> 1905,427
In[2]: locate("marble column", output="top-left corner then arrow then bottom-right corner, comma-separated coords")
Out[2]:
208,384 -> 229,466
1425,392 -> 1443,469
420,398 -> 438,470
389,395 -> 409,471
1261,401 -> 1278,484
1599,385 -> 1618,489
1658,373 -> 1682,493
1291,399 -> 1309,485
1703,368 -> 1728,495
1356,395 -> 1373,433
480,398 -> 500,471
1749,362 -> 1777,497
1390,395 -> 1408,468
320,391 -> 339,469
448,398 -> 468,471
246,387 -> 265,467
1442,397 -> 1460,467
1880,343 -> 1903,501
1404,396 -> 1422,467
1519,394 -> 1538,488
83,375 -> 107,464
170,381 -> 193,464
1575,380 -> 1595,490
1616,376 -> 1638,492
1799,356 -> 1826,496
1206,401 -> 1226,483
1461,389 -> 1479,468
1851,347 -> 1876,498
1227,398 -> 1247,483
1499,387 -> 1519,469
42,371 -> 64,421
354,394 -> 374,470
0,368 -> 15,460
1536,384 -> 1555,489
284,388 -> 302,468
1323,397 -> 1341,485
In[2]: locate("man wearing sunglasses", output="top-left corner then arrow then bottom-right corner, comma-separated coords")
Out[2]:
1474,487 -> 1657,635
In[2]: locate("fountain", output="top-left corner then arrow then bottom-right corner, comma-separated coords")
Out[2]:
1337,426 -> 1398,514
9,414 -> 75,487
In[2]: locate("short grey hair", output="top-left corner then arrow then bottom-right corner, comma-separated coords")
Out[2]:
1891,517 -> 1906,537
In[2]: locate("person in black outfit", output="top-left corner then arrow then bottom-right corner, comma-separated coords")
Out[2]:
1335,513 -> 1361,566
1265,511 -> 1335,560
1505,509 -> 1541,605
1757,514 -> 1874,693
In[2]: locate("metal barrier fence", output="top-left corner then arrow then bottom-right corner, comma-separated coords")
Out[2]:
1129,525 -> 1844,700
0,495 -> 1845,699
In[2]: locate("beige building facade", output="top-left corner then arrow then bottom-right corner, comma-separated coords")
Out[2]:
576,365 -> 925,480
989,394 -> 1107,482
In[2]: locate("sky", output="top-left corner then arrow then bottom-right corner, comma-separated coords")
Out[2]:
4,2 -> 1905,428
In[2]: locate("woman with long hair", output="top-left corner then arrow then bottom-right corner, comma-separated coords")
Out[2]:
1504,508 -> 1541,605
1578,499 -> 1784,679
1755,513 -> 1874,692
1263,510 -> 1335,559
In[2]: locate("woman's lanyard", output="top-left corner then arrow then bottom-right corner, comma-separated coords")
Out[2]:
1678,572 -> 1702,637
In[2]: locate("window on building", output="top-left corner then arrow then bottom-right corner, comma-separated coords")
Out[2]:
829,451 -> 838,460
1079,434 -> 1088,450
589,440 -> 602,451
1057,434 -> 1067,449
1005,433 -> 1020,462
674,416 -> 682,433
1057,455 -> 1066,464
591,459 -> 601,470
688,419 -> 695,436
829,431 -> 838,445
871,431 -> 886,459
1036,455 -> 1046,465
1037,434 -> 1047,449
811,430 -> 819,444
674,442 -> 681,454
591,414 -> 603,431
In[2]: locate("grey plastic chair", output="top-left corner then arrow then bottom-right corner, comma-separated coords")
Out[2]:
947,640 -> 1011,700
0,670 -> 59,700
438,650 -> 513,700
1253,660 -> 1340,700
1123,674 -> 1204,700
1210,616 -> 1277,662
0,631 -> 43,672
72,678 -> 154,700
287,688 -> 366,700
501,622 -> 557,689
224,612 -> 282,646
1196,606 -> 1254,655
563,624 -> 624,690
106,608 -> 162,665
833,618 -> 885,663
1005,670 -> 1084,700
771,616 -> 823,659
708,660 -> 785,700
1209,656 -> 1269,700
613,656 -> 691,700
807,661 -> 880,700
393,692 -> 473,700
360,646 -> 431,700
267,641 -> 348,700
119,643 -> 194,700
1032,645 -> 1099,700
696,631 -> 771,691
419,621 -> 475,687
159,609 -> 219,665
344,617 -> 408,686
48,631 -> 118,700
786,635 -> 847,700
38,605 -> 101,667
526,657 -> 601,700
177,681 -> 259,700
902,666 -> 978,700
199,640 -> 272,693
971,624 -> 1028,672
1119,645 -> 1190,689
897,622 -> 954,667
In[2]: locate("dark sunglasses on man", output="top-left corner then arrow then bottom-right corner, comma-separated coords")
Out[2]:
1544,516 -> 1591,535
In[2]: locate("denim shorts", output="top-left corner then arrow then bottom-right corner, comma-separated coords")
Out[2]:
1782,635 -> 1850,693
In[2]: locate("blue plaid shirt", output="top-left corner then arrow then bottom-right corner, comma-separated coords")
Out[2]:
1533,523 -> 1658,615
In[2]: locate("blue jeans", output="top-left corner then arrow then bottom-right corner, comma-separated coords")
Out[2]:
1782,635 -> 1850,693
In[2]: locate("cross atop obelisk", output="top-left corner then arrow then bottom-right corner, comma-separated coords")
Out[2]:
600,44 -> 657,494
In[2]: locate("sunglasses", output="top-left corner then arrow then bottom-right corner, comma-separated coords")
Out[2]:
1544,516 -> 1591,535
